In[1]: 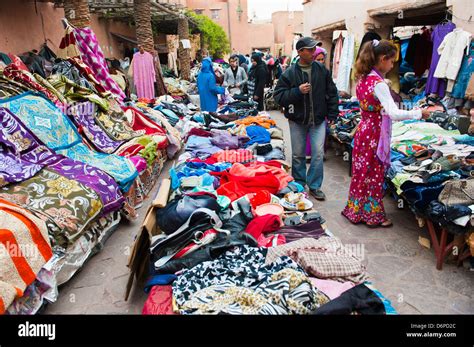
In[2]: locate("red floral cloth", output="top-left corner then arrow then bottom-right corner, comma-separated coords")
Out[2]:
342,74 -> 387,225
3,63 -> 61,106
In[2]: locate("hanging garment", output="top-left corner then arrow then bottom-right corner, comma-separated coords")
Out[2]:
336,34 -> 355,93
434,28 -> 472,92
426,22 -> 456,97
131,51 -> 156,99
172,245 -> 329,315
332,33 -> 344,81
73,27 -> 126,100
0,93 -> 138,192
414,28 -> 433,77
0,107 -> 124,216
385,38 -> 402,93
57,24 -> 81,59
356,32 -> 382,60
167,51 -> 178,77
452,41 -> 474,99
405,33 -> 420,67
0,199 -> 53,314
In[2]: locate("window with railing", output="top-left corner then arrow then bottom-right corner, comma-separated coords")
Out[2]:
211,9 -> 220,20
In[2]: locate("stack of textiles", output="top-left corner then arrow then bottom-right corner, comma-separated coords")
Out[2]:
387,120 -> 474,235
141,105 -> 396,315
0,29 -> 182,313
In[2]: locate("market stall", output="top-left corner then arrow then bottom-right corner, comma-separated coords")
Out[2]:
0,22 -> 181,314
328,20 -> 474,270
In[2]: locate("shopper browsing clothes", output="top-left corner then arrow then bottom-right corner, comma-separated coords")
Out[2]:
341,39 -> 430,228
313,46 -> 327,64
197,57 -> 225,112
223,54 -> 248,95
247,52 -> 269,111
274,37 -> 339,201
306,46 -> 329,159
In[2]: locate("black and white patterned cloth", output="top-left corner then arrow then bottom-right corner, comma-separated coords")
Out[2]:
172,245 -> 329,315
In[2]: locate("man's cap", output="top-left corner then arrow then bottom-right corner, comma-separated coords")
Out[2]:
296,37 -> 318,51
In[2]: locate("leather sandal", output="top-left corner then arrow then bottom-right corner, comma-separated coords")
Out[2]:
366,219 -> 393,228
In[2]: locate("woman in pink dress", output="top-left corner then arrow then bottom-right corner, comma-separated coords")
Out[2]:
341,40 -> 430,228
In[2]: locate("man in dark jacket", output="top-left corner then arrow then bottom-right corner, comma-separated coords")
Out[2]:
274,37 -> 339,200
247,52 -> 269,111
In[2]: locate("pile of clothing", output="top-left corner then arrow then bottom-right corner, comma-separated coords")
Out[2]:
330,99 -> 361,144
142,106 -> 396,315
387,120 -> 474,237
0,23 -> 191,314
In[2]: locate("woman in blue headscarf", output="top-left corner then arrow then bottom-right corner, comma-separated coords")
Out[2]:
197,57 -> 225,112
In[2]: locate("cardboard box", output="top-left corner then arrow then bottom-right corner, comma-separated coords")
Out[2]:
125,179 -> 170,301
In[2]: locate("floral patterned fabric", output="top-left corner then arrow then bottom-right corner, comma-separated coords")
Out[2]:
67,102 -> 124,153
96,100 -> 142,142
0,107 -> 64,186
0,168 -> 103,248
0,107 -> 124,216
342,74 -> 387,225
0,93 -> 138,192
3,63 -> 62,107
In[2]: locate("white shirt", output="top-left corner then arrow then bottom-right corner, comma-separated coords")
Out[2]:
373,82 -> 422,121
434,28 -> 472,81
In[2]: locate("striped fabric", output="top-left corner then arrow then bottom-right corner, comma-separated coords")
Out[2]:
0,199 -> 52,314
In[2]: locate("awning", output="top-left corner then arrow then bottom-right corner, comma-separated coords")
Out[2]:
110,32 -> 168,54
311,20 -> 346,36
368,0 -> 448,26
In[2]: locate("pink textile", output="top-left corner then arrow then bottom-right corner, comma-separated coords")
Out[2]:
310,278 -> 355,300
332,34 -> 344,80
132,52 -> 156,99
73,27 -> 125,101
130,156 -> 147,173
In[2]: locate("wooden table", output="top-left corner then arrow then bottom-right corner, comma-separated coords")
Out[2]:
425,219 -> 471,270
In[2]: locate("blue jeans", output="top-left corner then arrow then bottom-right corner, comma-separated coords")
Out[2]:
289,120 -> 326,191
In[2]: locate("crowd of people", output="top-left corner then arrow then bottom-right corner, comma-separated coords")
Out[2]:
195,36 -> 433,228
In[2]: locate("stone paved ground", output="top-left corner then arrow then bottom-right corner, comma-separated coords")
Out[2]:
45,111 -> 473,314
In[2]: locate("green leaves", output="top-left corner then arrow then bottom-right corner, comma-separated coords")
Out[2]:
186,10 -> 230,59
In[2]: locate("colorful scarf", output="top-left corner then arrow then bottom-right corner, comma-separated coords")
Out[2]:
73,27 -> 126,101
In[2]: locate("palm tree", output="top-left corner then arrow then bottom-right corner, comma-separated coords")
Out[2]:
134,0 -> 167,96
178,15 -> 191,81
63,0 -> 91,28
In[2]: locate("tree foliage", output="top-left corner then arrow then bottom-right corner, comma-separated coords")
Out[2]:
187,11 -> 230,59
